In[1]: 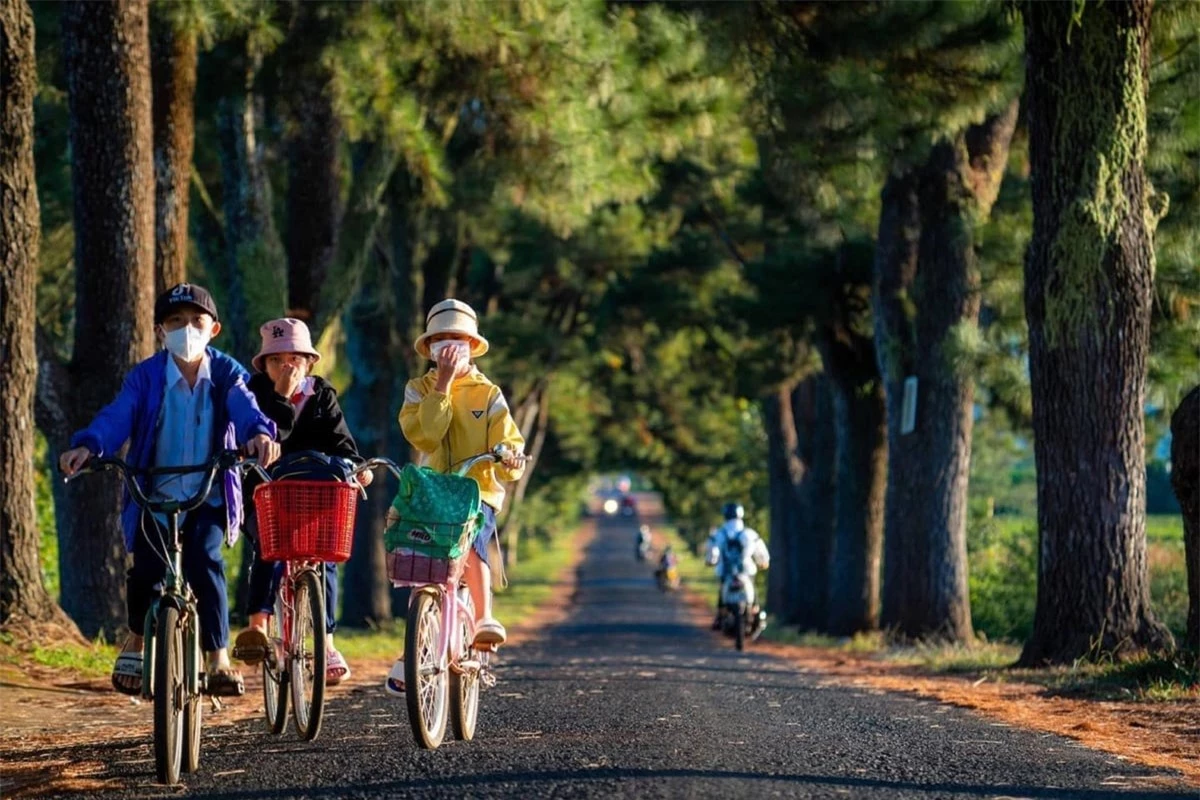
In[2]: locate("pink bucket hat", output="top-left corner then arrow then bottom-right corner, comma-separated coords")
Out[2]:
252,318 -> 322,372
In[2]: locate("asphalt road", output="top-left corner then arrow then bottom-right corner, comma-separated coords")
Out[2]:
49,516 -> 1194,799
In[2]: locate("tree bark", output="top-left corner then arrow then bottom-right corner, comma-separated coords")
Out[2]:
340,178 -> 422,627
214,39 -> 285,366
150,10 -> 196,295
1020,0 -> 1172,664
764,385 -> 799,617
0,0 -> 74,631
1169,386 -> 1199,659
282,9 -> 342,321
876,102 -> 1019,642
819,313 -> 887,636
40,0 -> 156,638
788,374 -> 837,631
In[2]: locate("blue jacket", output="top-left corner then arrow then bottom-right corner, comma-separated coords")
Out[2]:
70,348 -> 277,551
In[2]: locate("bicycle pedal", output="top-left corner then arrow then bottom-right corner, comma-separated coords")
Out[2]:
480,671 -> 497,689
210,695 -> 223,712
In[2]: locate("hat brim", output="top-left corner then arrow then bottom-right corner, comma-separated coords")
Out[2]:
252,348 -> 322,373
414,332 -> 489,360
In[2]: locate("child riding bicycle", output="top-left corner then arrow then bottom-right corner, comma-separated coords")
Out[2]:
387,299 -> 526,694
233,316 -> 372,685
59,283 -> 280,697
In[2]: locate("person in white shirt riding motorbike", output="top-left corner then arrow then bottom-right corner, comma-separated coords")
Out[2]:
705,502 -> 769,629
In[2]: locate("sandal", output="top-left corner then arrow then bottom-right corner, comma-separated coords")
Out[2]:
384,658 -> 405,696
205,667 -> 245,697
327,649 -> 351,686
111,651 -> 143,696
232,627 -> 269,666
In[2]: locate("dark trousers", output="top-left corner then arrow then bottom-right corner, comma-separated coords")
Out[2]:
127,503 -> 229,653
244,508 -> 338,634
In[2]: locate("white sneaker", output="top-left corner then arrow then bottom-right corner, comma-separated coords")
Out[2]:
473,618 -> 507,647
384,658 -> 405,696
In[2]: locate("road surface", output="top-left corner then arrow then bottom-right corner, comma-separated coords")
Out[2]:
40,516 -> 1194,799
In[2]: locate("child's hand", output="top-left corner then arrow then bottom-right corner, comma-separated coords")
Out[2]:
59,447 -> 93,476
434,342 -> 469,392
500,449 -> 526,470
273,362 -> 303,399
246,434 -> 280,468
358,469 -> 375,487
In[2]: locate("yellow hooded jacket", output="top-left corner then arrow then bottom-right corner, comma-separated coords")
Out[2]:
399,368 -> 526,510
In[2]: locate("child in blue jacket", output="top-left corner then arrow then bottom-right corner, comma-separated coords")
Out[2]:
60,283 -> 280,696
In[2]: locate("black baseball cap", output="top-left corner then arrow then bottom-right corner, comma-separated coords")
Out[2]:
155,283 -> 220,325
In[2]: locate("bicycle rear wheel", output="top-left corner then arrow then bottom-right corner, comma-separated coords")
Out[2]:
405,588 -> 447,749
449,588 -> 480,742
263,593 -> 288,735
289,569 -> 327,741
181,614 -> 202,773
153,606 -> 184,785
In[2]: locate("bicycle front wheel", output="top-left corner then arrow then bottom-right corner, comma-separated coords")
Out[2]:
263,593 -> 288,735
153,606 -> 185,785
405,588 -> 448,749
289,569 -> 327,741
449,589 -> 480,742
182,613 -> 202,773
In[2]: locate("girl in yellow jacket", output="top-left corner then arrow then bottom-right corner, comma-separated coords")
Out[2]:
398,299 -> 526,650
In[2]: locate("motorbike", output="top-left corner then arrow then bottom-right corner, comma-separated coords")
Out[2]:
715,570 -> 767,651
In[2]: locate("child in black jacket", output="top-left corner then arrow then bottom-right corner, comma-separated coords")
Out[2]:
233,318 -> 372,685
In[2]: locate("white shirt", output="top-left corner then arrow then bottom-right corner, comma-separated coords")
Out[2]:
152,354 -> 217,505
706,520 -> 770,577
291,376 -> 316,416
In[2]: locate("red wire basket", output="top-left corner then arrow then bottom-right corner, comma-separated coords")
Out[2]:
254,480 -> 358,563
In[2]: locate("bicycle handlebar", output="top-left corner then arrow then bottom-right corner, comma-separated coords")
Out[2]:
65,449 -> 262,515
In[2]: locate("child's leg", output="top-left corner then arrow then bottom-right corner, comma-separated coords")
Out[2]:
181,504 -> 239,692
465,550 -> 492,624
115,512 -> 168,692
324,562 -> 338,640
242,510 -> 277,632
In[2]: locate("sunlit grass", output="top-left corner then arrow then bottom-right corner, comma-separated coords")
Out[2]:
0,629 -> 119,680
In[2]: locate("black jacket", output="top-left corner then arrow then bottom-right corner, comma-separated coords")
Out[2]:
248,372 -> 360,461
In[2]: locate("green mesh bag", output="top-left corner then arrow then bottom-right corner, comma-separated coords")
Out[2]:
383,464 -> 483,559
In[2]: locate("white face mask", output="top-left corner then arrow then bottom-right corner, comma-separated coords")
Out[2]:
430,340 -> 470,361
163,326 -> 209,363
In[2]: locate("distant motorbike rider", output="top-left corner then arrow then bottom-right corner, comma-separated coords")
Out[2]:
705,502 -> 769,629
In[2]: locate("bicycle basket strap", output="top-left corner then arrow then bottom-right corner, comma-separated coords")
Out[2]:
383,465 -> 482,559
269,450 -> 352,482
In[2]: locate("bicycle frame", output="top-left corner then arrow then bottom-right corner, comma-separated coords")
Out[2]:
274,560 -> 323,668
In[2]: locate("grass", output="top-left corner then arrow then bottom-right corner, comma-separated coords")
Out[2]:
0,629 -> 120,681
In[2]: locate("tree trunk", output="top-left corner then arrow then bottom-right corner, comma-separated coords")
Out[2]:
789,374 -> 837,631
311,143 -> 401,342
1169,386 -> 1199,659
150,10 -> 196,295
876,102 -> 1019,642
341,179 -> 421,627
214,40 -> 285,366
1019,0 -> 1172,665
283,15 -> 341,321
501,386 -> 551,567
40,0 -> 156,639
764,385 -> 798,617
0,0 -> 73,631
820,319 -> 887,636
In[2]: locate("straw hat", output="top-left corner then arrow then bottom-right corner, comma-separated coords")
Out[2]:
252,318 -> 322,372
414,299 -> 490,360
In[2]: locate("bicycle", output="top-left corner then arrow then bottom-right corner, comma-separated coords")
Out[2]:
65,449 -> 258,785
384,445 -> 525,750
247,456 -> 401,741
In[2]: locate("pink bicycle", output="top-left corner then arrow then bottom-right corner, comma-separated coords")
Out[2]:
385,446 -> 524,749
